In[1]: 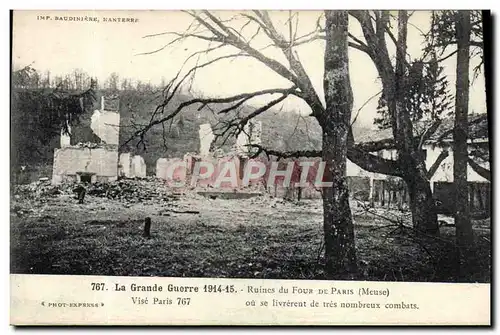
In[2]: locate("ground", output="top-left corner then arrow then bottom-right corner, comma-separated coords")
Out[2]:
10,180 -> 491,282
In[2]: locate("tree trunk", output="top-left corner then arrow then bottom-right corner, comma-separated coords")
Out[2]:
454,10 -> 473,245
404,166 -> 439,234
322,132 -> 357,278
393,11 -> 439,235
321,11 -> 357,279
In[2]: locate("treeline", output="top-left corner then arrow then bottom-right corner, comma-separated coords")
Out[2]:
11,66 -> 166,93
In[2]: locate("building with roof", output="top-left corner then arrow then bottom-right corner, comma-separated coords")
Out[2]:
346,114 -> 490,214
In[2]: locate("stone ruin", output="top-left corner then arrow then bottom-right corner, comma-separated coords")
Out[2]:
52,96 -> 146,185
198,123 -> 215,156
155,120 -> 263,189
235,120 -> 262,156
119,153 -> 147,179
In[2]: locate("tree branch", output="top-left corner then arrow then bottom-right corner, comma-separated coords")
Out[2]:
213,93 -> 292,145
349,10 -> 395,82
347,146 -> 403,177
245,10 -> 326,118
121,87 -> 297,149
355,138 -> 399,152
436,49 -> 459,62
468,157 -> 491,181
418,119 -> 442,150
247,142 -> 403,178
426,149 -> 449,178
470,40 -> 484,48
293,32 -> 372,55
184,11 -> 301,86
436,114 -> 488,143
248,144 -> 321,159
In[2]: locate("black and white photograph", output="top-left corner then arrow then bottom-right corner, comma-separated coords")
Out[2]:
10,9 -> 491,311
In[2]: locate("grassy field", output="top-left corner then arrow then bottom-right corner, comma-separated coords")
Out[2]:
10,193 -> 491,282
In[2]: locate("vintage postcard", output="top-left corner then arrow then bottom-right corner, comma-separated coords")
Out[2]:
10,9 -> 491,325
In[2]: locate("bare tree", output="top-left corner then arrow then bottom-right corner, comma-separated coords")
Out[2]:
106,72 -> 120,91
121,78 -> 134,91
124,10 -> 405,277
347,11 -> 440,234
71,68 -> 91,91
124,10 -> 452,276
43,70 -> 51,88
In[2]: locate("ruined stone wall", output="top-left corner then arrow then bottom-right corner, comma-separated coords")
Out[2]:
199,124 -> 215,156
235,120 -> 262,156
118,153 -> 147,178
52,147 -> 119,184
118,153 -> 132,178
156,158 -> 186,184
156,158 -> 169,179
60,126 -> 71,148
52,96 -> 121,184
90,110 -> 120,145
132,155 -> 147,178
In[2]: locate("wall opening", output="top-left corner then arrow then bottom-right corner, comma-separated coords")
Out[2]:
77,172 -> 95,184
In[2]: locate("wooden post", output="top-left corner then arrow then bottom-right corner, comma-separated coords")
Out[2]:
469,183 -> 475,212
477,184 -> 484,211
143,217 -> 151,238
297,164 -> 302,202
369,177 -> 374,207
381,180 -> 385,207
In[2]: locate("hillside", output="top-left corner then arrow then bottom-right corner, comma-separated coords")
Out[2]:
116,89 -> 325,173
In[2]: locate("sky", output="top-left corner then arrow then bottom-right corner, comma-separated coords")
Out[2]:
12,10 -> 487,126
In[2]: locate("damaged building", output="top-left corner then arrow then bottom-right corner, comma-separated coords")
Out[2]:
156,120 -> 263,187
118,153 -> 147,179
52,96 -> 124,184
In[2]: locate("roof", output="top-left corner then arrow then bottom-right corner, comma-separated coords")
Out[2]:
351,113 -> 489,146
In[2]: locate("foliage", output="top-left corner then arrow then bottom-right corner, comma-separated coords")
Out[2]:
375,10 -> 484,130
11,66 -> 97,167
12,65 -> 40,88
426,10 -> 484,79
374,57 -> 453,130
426,10 -> 483,51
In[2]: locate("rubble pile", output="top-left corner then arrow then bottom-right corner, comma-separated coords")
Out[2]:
13,180 -> 66,199
13,177 -> 177,203
86,178 -> 175,202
